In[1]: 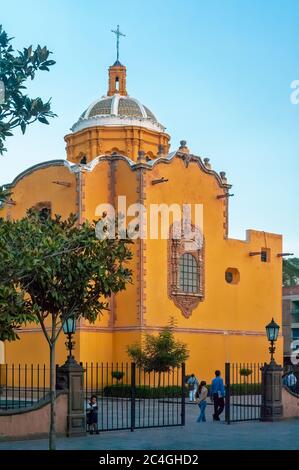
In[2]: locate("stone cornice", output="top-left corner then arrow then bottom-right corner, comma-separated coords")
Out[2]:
2,151 -> 231,193
16,325 -> 273,337
3,160 -> 76,190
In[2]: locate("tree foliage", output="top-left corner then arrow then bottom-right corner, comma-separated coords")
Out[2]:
0,186 -> 11,206
127,323 -> 189,375
283,257 -> 299,286
0,210 -> 132,342
0,24 -> 56,156
0,210 -> 132,449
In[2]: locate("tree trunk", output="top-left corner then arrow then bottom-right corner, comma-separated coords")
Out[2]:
49,342 -> 56,450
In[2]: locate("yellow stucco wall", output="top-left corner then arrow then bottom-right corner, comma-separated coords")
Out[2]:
1,163 -> 77,220
0,120 -> 283,379
65,126 -> 170,164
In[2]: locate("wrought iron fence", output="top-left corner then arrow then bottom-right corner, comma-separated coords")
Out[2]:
83,362 -> 185,432
225,362 -> 262,423
0,364 -> 50,409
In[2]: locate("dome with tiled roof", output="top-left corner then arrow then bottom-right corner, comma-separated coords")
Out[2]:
83,95 -> 157,121
71,62 -> 165,134
72,94 -> 165,134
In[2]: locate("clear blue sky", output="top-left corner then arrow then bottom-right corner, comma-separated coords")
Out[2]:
1,0 -> 298,255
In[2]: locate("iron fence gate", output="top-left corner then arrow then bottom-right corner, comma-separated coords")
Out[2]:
0,364 -> 50,409
83,362 -> 186,432
225,362 -> 262,423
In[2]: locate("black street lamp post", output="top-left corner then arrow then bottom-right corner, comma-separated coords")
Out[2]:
62,316 -> 76,359
260,317 -> 283,421
265,318 -> 280,363
57,315 -> 86,436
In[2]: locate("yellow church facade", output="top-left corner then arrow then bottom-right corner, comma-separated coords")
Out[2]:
0,60 -> 283,378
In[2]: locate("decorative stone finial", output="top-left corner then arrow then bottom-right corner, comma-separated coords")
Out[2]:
179,140 -> 190,154
220,171 -> 227,183
203,157 -> 211,169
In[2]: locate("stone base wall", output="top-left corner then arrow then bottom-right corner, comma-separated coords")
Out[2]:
0,392 -> 67,441
282,387 -> 299,419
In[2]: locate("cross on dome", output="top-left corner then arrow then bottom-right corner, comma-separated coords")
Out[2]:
111,25 -> 126,64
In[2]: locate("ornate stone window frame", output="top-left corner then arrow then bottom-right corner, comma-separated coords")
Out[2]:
31,201 -> 52,218
168,223 -> 205,318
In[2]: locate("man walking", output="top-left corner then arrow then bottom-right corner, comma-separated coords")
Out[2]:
286,371 -> 297,393
210,370 -> 225,421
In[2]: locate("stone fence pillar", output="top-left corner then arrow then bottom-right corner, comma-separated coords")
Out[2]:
56,357 -> 85,436
260,360 -> 283,421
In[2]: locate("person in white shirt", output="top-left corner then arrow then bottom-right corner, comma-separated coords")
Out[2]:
86,395 -> 99,434
187,373 -> 199,402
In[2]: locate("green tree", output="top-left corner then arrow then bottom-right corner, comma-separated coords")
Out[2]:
0,186 -> 11,206
127,323 -> 189,386
283,257 -> 299,286
0,25 -> 56,203
0,25 -> 56,155
0,211 -> 132,449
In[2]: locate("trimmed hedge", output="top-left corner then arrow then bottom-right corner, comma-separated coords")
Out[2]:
229,383 -> 261,395
103,384 -> 183,398
103,383 -> 261,398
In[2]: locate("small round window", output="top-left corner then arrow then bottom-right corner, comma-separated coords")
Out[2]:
225,268 -> 240,285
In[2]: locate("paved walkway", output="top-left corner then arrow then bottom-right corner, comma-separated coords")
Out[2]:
0,403 -> 298,450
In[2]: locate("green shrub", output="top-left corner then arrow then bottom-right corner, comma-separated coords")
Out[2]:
111,371 -> 125,381
103,383 -> 260,398
104,384 -> 183,398
239,368 -> 253,377
229,383 -> 261,395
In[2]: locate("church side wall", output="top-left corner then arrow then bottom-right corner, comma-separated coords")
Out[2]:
142,156 -> 283,377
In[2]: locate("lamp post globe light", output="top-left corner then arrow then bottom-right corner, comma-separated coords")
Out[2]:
260,317 -> 283,421
265,318 -> 280,363
62,316 -> 77,360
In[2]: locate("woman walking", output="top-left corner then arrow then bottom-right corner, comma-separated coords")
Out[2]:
196,381 -> 208,422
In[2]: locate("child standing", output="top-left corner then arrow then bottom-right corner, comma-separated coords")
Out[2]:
196,381 -> 208,422
86,395 -> 99,434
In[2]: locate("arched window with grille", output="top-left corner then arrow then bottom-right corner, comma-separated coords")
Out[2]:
179,253 -> 199,294
168,223 -> 205,318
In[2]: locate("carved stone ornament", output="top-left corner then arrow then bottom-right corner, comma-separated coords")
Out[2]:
168,222 -> 205,318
